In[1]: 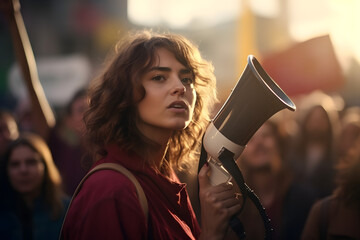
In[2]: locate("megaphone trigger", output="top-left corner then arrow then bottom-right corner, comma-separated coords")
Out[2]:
203,121 -> 245,186
207,157 -> 232,186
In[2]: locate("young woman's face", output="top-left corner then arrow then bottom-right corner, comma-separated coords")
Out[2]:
7,145 -> 45,196
305,107 -> 330,136
66,96 -> 87,134
241,123 -> 279,170
137,48 -> 197,138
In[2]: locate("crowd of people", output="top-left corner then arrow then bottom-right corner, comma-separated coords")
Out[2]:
0,86 -> 87,239
237,95 -> 360,239
0,28 -> 360,239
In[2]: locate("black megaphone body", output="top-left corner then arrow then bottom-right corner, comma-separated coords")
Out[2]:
203,55 -> 296,186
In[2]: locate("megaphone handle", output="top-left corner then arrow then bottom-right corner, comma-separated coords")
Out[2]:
198,140 -> 208,174
230,216 -> 246,239
218,148 -> 273,240
198,143 -> 247,239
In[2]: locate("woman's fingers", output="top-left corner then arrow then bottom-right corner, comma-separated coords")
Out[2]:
198,162 -> 211,189
199,163 -> 243,213
218,194 -> 242,208
198,165 -> 244,239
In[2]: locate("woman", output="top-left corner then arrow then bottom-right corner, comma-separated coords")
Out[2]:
237,120 -> 316,240
301,134 -> 360,239
46,88 -> 89,196
0,133 -> 70,240
61,31 -> 242,239
288,104 -> 339,199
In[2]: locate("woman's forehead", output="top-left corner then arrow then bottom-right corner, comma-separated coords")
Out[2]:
152,47 -> 191,68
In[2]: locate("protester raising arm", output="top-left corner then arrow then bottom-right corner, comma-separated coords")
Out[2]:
1,0 -> 55,139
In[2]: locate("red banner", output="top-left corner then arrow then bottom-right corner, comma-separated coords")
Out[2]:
261,35 -> 345,96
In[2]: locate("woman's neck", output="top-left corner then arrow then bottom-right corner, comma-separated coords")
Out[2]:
151,144 -> 169,169
138,123 -> 173,170
21,189 -> 41,209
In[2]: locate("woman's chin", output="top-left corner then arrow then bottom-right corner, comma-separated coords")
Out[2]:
172,125 -> 187,130
169,120 -> 191,130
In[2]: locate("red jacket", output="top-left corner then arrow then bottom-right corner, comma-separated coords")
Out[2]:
62,144 -> 201,239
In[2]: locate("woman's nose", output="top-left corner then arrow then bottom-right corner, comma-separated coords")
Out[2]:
171,78 -> 186,96
18,163 -> 28,173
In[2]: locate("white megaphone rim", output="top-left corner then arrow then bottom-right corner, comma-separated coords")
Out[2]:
203,122 -> 245,160
247,55 -> 296,112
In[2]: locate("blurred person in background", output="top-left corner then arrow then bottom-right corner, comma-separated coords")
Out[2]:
335,106 -> 360,160
301,132 -> 360,240
0,132 -> 69,240
13,79 -> 88,196
0,110 -> 19,158
1,0 -> 88,195
45,88 -> 89,196
237,119 -> 316,240
11,86 -> 90,196
287,103 -> 340,199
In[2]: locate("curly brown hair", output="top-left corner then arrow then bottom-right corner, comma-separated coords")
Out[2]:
83,30 -> 217,171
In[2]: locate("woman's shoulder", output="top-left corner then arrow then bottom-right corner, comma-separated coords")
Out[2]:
63,169 -> 148,240
61,195 -> 71,209
308,195 -> 334,213
313,195 -> 339,210
78,168 -> 140,201
63,168 -> 147,236
0,210 -> 21,239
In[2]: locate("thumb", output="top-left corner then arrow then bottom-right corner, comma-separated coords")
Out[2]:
198,162 -> 211,189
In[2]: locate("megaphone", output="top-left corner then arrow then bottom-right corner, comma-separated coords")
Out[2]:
203,55 -> 296,186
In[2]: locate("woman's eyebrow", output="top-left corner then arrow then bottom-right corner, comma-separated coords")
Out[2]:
180,69 -> 192,74
149,66 -> 171,72
148,67 -> 192,74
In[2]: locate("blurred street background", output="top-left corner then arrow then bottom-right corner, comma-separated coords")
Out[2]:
1,0 -> 359,113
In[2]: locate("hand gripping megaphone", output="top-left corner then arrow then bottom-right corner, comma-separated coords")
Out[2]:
199,55 -> 296,239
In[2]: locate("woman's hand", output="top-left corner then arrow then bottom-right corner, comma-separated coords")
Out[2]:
198,163 -> 242,240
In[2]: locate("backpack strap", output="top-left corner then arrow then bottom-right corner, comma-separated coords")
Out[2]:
59,162 -> 148,240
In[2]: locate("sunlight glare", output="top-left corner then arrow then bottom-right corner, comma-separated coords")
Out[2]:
128,0 -> 240,28
250,0 -> 280,18
288,0 -> 332,41
329,0 -> 360,67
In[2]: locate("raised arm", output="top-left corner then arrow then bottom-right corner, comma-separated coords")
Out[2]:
1,0 -> 55,139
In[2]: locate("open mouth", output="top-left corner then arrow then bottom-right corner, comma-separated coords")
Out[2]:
168,101 -> 187,110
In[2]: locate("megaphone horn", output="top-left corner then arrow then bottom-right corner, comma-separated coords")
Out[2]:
203,55 -> 296,185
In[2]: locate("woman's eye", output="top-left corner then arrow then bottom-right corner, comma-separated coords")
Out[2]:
181,77 -> 194,85
151,75 -> 166,81
8,161 -> 20,169
26,158 -> 39,166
